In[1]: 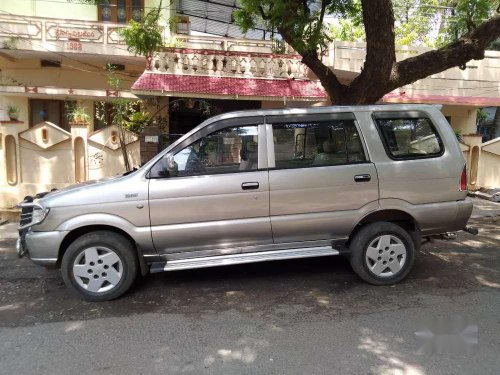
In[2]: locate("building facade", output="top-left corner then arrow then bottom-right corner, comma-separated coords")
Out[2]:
1,0 -> 499,208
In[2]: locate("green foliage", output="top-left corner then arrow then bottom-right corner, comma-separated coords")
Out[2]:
7,104 -> 18,116
125,111 -> 150,133
393,0 -> 438,46
120,1 -> 163,57
67,104 -> 91,123
99,65 -> 144,133
234,0 -> 357,55
437,0 -> 498,46
238,1 -> 498,50
328,0 -> 455,47
329,19 -> 365,43
476,108 -> 488,125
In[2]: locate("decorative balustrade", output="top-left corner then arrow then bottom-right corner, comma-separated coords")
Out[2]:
0,14 -> 293,56
149,50 -> 308,80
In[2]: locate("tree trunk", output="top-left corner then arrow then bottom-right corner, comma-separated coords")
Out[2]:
118,126 -> 131,172
279,1 -> 500,105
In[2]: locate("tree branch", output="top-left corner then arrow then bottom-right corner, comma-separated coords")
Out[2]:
301,51 -> 345,103
277,22 -> 344,103
388,14 -> 500,91
319,0 -> 330,24
302,0 -> 310,16
258,5 -> 271,20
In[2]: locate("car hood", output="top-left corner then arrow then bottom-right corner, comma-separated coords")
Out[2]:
39,171 -> 146,208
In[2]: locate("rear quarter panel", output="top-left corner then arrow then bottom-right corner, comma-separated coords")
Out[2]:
355,108 -> 466,204
354,108 -> 469,234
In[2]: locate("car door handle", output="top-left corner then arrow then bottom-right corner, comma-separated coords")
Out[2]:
241,182 -> 259,190
354,174 -> 371,182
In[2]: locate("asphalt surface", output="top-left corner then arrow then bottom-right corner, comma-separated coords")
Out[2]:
0,199 -> 499,374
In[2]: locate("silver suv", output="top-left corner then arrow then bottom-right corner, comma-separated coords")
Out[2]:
17,105 -> 473,301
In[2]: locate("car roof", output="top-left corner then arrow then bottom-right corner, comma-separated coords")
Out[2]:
188,103 -> 441,134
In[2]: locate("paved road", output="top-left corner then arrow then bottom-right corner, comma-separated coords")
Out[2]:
0,199 -> 499,374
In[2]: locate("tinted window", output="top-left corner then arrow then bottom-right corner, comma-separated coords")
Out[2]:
150,125 -> 259,178
272,120 -> 366,169
375,117 -> 443,158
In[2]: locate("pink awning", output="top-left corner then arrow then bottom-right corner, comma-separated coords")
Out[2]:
132,72 -> 500,107
131,73 -> 327,101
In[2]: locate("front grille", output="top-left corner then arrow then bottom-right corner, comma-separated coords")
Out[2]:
19,196 -> 33,241
18,191 -> 52,231
19,196 -> 34,229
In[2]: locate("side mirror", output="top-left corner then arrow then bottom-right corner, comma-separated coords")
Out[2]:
165,153 -> 178,177
166,153 -> 175,169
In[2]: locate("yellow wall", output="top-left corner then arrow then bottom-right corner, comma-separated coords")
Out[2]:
477,139 -> 500,189
0,57 -> 143,91
0,0 -> 97,20
441,105 -> 478,135
0,0 -> 173,21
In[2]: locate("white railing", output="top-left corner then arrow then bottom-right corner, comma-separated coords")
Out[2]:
0,14 -> 126,45
149,50 -> 308,79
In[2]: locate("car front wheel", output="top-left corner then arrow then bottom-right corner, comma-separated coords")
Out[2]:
349,222 -> 415,285
61,231 -> 138,301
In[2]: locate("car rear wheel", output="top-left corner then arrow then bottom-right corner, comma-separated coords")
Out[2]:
61,231 -> 138,301
349,222 -> 415,285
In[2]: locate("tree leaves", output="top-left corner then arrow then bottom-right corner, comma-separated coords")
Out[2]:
119,1 -> 163,57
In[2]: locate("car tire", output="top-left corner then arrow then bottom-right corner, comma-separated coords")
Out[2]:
61,231 -> 138,301
349,222 -> 415,285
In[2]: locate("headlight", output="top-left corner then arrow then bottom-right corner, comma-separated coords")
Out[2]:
18,202 -> 49,229
31,206 -> 49,226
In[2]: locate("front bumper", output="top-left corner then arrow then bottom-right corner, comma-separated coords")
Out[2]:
18,230 -> 68,266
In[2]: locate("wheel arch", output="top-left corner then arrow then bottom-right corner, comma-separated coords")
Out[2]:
58,225 -> 148,275
349,209 -> 421,248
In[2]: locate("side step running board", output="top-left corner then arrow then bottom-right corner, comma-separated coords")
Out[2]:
155,246 -> 339,273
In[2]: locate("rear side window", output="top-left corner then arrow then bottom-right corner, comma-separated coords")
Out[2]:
272,120 -> 367,170
374,117 -> 444,159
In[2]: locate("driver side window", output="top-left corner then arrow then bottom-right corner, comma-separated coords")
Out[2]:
150,125 -> 259,178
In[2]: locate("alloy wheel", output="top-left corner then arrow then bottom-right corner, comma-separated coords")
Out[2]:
365,234 -> 407,277
72,247 -> 123,293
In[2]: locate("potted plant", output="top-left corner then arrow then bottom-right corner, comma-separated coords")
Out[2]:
7,105 -> 19,121
70,105 -> 90,124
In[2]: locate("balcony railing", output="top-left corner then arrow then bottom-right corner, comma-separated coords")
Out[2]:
149,49 -> 308,79
0,14 -> 294,56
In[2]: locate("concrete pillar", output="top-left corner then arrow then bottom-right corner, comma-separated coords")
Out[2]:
462,134 -> 483,190
70,122 -> 89,183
